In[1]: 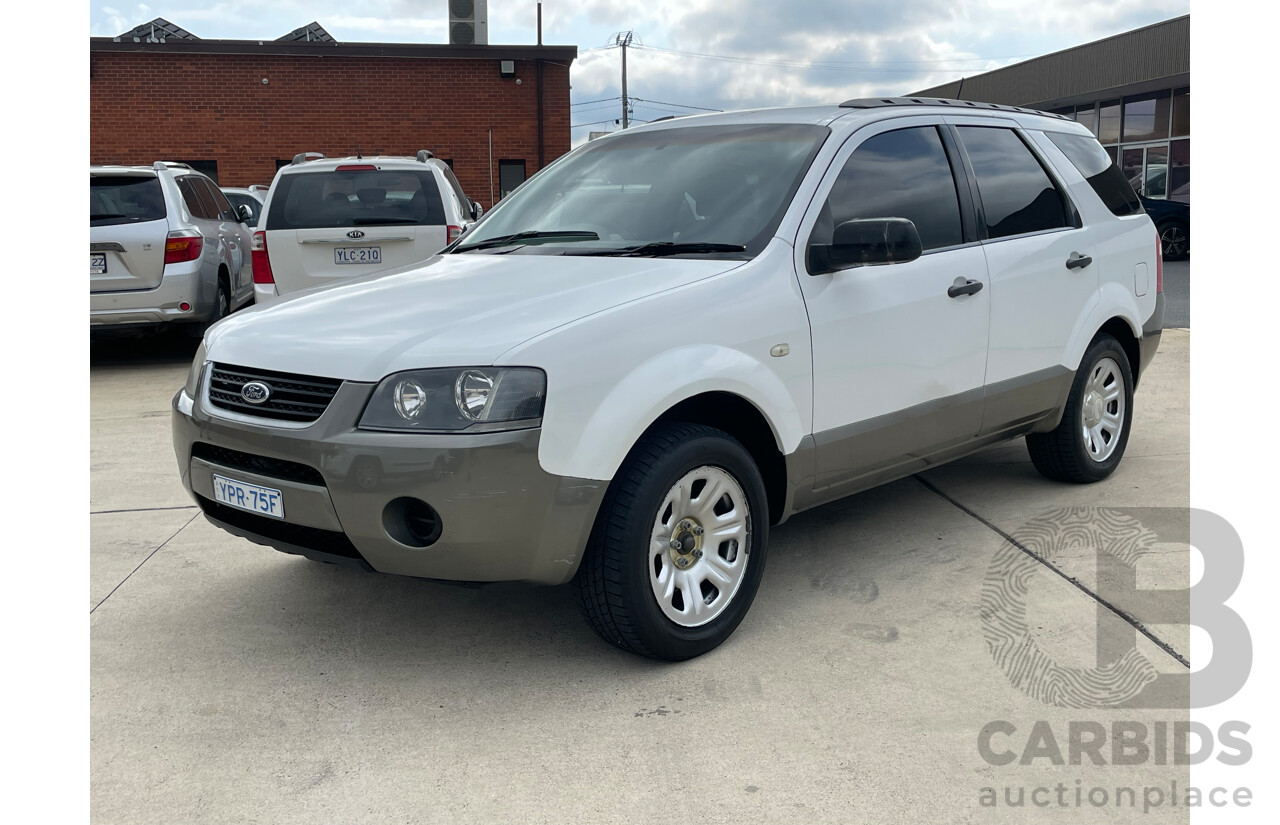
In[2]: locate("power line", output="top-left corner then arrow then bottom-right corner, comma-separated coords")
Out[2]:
632,98 -> 722,112
571,117 -> 623,128
629,43 -> 1035,72
571,96 -> 622,107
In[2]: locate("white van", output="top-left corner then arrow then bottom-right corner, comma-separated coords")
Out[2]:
251,151 -> 482,302
174,99 -> 1163,660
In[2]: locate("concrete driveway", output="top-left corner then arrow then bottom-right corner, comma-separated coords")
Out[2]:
91,326 -> 1191,824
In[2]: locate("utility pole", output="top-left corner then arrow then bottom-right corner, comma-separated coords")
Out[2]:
610,31 -> 636,129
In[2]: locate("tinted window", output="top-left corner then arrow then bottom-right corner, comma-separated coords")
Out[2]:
266,169 -> 447,230
177,176 -> 218,220
224,192 -> 262,226
201,179 -> 237,221
90,175 -> 166,226
1045,131 -> 1142,217
1122,92 -> 1171,143
957,127 -> 1069,239
815,126 -> 963,252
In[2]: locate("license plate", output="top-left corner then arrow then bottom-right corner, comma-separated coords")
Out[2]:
334,246 -> 382,265
212,474 -> 284,519
91,253 -> 106,275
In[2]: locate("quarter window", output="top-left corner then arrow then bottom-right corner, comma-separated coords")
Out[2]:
1045,131 -> 1142,217
814,126 -> 963,252
177,176 -> 216,220
956,127 -> 1070,239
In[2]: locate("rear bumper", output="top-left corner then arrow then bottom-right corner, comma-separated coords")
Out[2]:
171,378 -> 608,585
1138,293 -> 1165,382
90,262 -> 213,327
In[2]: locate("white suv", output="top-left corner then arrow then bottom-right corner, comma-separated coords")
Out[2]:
173,99 -> 1163,660
251,151 -> 482,303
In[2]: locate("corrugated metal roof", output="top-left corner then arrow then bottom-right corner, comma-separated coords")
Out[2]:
116,17 -> 199,42
910,15 -> 1189,107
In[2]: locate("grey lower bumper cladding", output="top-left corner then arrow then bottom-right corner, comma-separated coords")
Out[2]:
172,381 -> 608,585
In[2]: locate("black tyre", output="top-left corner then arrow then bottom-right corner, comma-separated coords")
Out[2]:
572,422 -> 769,660
1158,219 -> 1189,261
1027,335 -> 1134,483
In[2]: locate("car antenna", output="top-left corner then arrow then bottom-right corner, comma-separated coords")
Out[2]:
356,143 -> 362,160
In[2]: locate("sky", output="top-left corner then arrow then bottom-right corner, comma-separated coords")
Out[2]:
89,0 -> 1190,144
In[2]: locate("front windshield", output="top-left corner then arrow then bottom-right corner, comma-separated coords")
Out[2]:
455,123 -> 829,256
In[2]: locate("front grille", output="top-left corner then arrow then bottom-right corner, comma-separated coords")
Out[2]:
208,362 -> 342,422
196,493 -> 366,562
191,442 -> 325,486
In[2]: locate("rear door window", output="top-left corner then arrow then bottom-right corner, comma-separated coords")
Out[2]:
90,176 -> 167,226
1044,131 -> 1143,217
200,178 -> 238,221
956,126 -> 1072,239
266,169 -> 447,229
177,176 -> 217,220
813,125 -> 964,252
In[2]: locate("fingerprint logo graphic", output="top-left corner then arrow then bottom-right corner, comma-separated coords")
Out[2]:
980,507 -> 1161,708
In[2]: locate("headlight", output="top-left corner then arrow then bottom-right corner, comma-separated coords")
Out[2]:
359,367 -> 546,432
184,342 -> 207,397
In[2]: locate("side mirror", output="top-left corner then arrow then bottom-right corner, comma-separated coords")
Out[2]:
236,204 -> 254,223
808,218 -> 923,274
471,200 -> 484,220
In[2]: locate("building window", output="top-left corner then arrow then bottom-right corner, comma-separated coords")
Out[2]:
1075,104 -> 1098,137
1122,92 -> 1172,143
1171,88 -> 1190,137
179,159 -> 219,182
498,159 -> 526,199
1169,139 -> 1190,204
1098,100 -> 1122,145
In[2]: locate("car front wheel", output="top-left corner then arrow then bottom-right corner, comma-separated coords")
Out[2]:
573,422 -> 769,660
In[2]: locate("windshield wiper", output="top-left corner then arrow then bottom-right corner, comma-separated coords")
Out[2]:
585,242 -> 747,257
454,230 -> 600,252
90,213 -> 128,220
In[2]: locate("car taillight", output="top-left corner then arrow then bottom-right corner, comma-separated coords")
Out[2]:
252,231 -> 274,284
447,225 -> 462,244
164,232 -> 203,264
1155,236 -> 1164,294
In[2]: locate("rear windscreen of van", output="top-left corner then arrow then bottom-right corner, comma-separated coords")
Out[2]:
90,176 -> 167,226
266,169 -> 447,229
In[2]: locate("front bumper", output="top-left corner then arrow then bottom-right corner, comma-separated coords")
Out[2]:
90,262 -> 212,327
171,376 -> 608,585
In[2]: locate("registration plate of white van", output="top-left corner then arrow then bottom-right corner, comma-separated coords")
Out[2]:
334,246 -> 382,265
213,474 -> 284,519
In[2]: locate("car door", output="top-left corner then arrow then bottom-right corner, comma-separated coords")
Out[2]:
793,118 -> 991,501
200,178 -> 250,303
946,120 -> 1099,435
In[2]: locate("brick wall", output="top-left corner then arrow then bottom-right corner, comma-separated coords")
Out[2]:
90,51 -> 571,208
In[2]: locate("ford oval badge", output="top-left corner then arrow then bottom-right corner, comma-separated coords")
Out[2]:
241,381 -> 272,405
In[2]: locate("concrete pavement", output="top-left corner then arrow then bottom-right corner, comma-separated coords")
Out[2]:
90,330 -> 1192,824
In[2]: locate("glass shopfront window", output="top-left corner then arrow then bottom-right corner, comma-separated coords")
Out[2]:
1169,139 -> 1190,204
1098,100 -> 1122,145
1172,88 -> 1190,137
1122,92 -> 1172,142
1075,104 -> 1098,136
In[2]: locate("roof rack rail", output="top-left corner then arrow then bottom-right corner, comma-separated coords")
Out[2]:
837,97 -> 1068,120
292,152 -> 325,165
416,150 -> 435,162
151,161 -> 193,172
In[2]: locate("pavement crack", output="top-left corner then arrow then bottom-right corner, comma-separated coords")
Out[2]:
90,512 -> 200,614
913,473 -> 1190,669
91,505 -> 198,515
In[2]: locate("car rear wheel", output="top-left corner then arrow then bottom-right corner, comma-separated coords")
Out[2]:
572,422 -> 769,660
1158,220 -> 1188,260
1027,334 -> 1134,483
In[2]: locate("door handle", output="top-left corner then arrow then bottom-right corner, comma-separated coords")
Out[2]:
947,277 -> 984,298
1066,251 -> 1093,270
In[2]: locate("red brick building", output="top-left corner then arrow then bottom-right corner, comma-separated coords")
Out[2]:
89,21 -> 576,208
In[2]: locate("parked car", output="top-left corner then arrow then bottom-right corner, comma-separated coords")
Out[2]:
173,99 -> 1163,659
221,185 -> 268,227
251,151 -> 483,304
1139,194 -> 1189,261
91,162 -> 255,332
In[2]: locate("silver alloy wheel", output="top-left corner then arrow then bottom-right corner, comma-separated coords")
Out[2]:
1080,356 -> 1126,463
649,465 -> 750,627
1160,224 -> 1188,258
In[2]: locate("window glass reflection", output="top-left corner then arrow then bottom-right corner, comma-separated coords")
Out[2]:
1123,93 -> 1172,142
1098,100 -> 1122,144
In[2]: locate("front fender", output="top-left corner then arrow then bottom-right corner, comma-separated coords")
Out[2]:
539,345 -> 805,481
